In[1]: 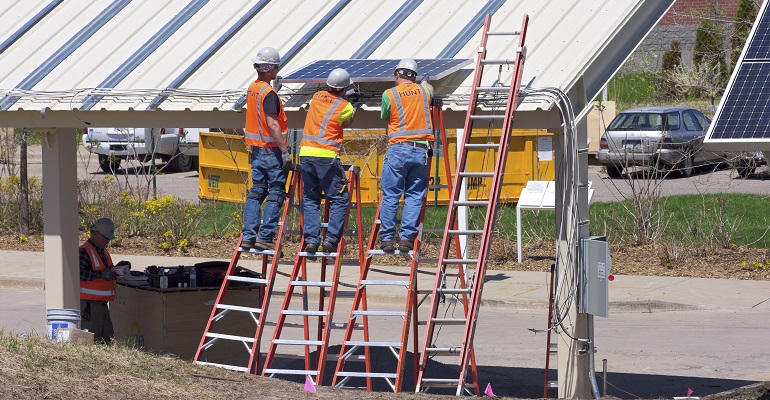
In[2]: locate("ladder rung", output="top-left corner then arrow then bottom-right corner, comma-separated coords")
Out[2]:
448,230 -> 484,235
464,143 -> 499,150
428,184 -> 448,189
353,310 -> 405,317
282,310 -> 328,316
431,317 -> 467,325
458,171 -> 494,178
227,276 -> 268,285
360,280 -> 409,286
291,281 -> 333,288
272,339 -> 324,346
263,368 -> 319,376
421,378 -> 473,387
547,381 -> 558,388
216,304 -> 262,314
453,200 -> 487,206
475,86 -> 510,92
240,248 -> 277,256
469,114 -> 505,120
299,251 -> 338,258
205,332 -> 255,343
331,322 -> 364,329
336,371 -> 398,378
194,361 -> 249,372
443,258 -> 479,264
368,249 -> 412,256
480,59 -> 516,64
438,287 -> 472,295
344,340 -> 401,347
426,347 -> 461,354
422,228 -> 443,233
486,31 -> 520,36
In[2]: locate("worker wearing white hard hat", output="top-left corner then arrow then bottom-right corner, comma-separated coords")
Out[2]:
241,46 -> 290,252
298,68 -> 360,258
378,58 -> 435,253
79,217 -> 130,343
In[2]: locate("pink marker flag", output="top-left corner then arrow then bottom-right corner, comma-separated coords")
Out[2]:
304,376 -> 317,393
687,388 -> 694,397
484,383 -> 495,397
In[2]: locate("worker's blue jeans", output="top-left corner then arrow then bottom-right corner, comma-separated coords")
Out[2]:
379,143 -> 429,243
299,156 -> 349,246
242,146 -> 287,243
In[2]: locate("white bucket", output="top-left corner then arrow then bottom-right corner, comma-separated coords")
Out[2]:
46,309 -> 81,340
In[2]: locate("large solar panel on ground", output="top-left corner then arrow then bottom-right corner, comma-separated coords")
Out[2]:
281,58 -> 472,83
705,0 -> 770,150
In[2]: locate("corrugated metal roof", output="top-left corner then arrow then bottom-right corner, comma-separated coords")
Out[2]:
0,0 -> 674,128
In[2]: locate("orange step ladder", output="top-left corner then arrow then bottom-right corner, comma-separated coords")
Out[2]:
260,166 -> 363,386
193,167 -> 300,373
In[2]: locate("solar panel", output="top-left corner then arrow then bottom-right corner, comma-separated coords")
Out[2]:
281,58 -> 472,83
745,4 -> 770,60
705,0 -> 770,150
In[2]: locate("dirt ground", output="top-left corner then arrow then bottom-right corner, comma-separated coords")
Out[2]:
2,233 -> 769,281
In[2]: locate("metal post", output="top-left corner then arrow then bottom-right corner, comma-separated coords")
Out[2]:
602,358 -> 607,397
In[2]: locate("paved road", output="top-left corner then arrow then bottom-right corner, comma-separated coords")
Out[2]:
15,146 -> 770,203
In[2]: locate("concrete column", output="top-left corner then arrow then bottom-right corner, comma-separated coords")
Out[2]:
42,128 -> 80,310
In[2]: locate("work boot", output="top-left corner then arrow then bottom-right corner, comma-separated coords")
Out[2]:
240,238 -> 255,251
253,240 -> 275,251
321,240 -> 337,253
380,240 -> 395,252
398,239 -> 414,253
305,242 -> 318,261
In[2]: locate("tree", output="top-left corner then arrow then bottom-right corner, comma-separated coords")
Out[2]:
693,19 -> 728,84
730,0 -> 758,72
658,40 -> 682,99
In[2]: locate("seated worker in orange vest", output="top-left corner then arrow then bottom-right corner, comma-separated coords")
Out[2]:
80,217 -> 130,343
299,68 -> 360,259
379,58 -> 434,253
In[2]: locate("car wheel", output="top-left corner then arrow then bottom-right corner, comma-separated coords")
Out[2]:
736,159 -> 756,178
166,149 -> 194,172
98,155 -> 121,173
605,165 -> 622,178
677,154 -> 694,178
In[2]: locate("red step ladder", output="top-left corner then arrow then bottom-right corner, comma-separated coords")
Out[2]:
415,13 -> 530,395
260,167 -> 363,386
193,167 -> 300,373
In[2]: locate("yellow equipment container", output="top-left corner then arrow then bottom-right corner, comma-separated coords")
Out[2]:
198,129 -> 555,205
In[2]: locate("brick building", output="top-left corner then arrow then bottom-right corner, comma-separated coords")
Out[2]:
624,0 -> 746,72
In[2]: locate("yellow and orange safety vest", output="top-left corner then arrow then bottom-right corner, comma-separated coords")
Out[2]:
301,91 -> 349,154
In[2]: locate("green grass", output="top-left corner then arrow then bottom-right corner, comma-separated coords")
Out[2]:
600,73 -> 658,109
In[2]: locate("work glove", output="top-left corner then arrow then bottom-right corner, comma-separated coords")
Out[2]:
345,88 -> 361,104
421,74 -> 430,83
100,269 -> 117,281
272,75 -> 283,91
280,150 -> 292,173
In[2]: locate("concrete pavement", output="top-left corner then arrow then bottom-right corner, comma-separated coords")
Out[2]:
1,250 -> 769,398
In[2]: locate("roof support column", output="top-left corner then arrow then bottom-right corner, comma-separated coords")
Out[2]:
42,128 -> 79,311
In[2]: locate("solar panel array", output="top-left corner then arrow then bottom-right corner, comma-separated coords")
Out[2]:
281,58 -> 471,83
707,1 -> 770,144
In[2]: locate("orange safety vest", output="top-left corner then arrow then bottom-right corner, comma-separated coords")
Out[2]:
80,241 -> 116,302
301,91 -> 348,154
384,82 -> 433,145
244,80 -> 288,148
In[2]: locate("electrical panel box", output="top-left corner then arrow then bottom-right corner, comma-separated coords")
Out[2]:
578,236 -> 611,317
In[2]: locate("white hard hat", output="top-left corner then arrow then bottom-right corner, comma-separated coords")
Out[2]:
326,68 -> 352,89
91,217 -> 116,240
252,47 -> 280,71
395,58 -> 418,78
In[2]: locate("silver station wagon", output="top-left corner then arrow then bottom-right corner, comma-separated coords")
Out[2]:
598,107 -> 729,178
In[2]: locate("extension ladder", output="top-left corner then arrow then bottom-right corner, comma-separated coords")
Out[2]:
332,103 -> 463,392
194,167 -> 300,373
261,166 -> 363,386
415,13 -> 530,395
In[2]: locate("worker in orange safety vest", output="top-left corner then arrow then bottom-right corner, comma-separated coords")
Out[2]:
298,68 -> 360,259
378,58 -> 434,253
80,217 -> 130,343
240,46 -> 292,252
